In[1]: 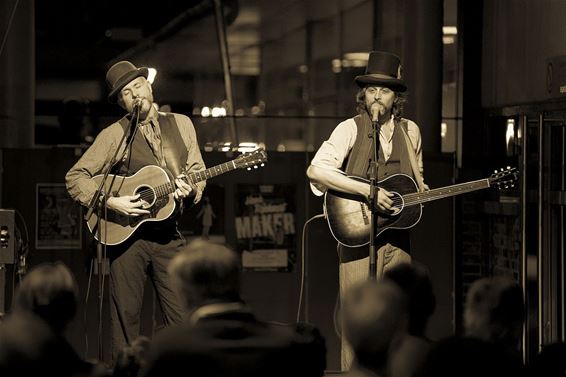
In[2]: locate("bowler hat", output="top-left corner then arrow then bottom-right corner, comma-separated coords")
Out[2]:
355,51 -> 406,92
106,61 -> 149,103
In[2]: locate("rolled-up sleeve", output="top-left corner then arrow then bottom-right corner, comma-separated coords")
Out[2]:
406,120 -> 424,179
174,113 -> 206,203
309,119 -> 357,196
65,125 -> 123,206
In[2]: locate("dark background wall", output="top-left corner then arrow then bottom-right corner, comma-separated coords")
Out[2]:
0,148 -> 453,369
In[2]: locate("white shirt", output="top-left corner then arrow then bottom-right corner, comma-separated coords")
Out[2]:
309,115 -> 424,196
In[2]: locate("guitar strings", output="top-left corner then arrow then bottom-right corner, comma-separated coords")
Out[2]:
135,180 -> 186,203
136,176 -> 495,208
135,184 -> 171,202
128,159 -> 260,203
355,181 -> 491,211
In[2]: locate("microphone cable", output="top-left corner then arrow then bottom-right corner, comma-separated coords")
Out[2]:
296,213 -> 325,323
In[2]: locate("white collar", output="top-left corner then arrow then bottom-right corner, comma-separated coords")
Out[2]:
189,302 -> 246,325
382,115 -> 395,129
379,116 -> 395,141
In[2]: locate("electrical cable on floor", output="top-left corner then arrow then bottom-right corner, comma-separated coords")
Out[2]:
296,213 -> 325,323
84,258 -> 94,358
333,244 -> 342,339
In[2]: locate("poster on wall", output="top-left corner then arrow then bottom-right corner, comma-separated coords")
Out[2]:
36,183 -> 82,249
235,184 -> 296,272
178,183 -> 225,244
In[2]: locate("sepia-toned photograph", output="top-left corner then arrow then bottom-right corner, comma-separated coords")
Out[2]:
0,0 -> 563,375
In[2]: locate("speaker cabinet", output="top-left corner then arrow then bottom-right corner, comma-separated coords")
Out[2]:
0,209 -> 16,264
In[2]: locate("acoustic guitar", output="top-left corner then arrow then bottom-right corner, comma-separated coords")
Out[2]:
87,148 -> 267,245
324,167 -> 518,247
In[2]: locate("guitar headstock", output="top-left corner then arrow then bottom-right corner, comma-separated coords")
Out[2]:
234,147 -> 268,171
489,166 -> 519,189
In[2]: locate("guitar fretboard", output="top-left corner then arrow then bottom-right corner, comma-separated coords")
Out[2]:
155,161 -> 238,196
403,178 -> 491,206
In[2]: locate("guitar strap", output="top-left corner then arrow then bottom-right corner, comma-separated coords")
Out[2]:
398,120 -> 426,193
158,113 -> 188,179
158,113 -> 189,215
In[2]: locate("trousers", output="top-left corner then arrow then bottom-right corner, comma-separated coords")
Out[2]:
109,230 -> 186,362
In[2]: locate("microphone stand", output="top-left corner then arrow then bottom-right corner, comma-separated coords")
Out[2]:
83,101 -> 142,361
368,117 -> 381,280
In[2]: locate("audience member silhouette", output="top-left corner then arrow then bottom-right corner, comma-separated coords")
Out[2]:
112,336 -> 151,377
341,279 -> 407,377
464,276 -> 524,370
420,335 -> 517,377
0,262 -> 105,377
384,262 -> 436,377
141,239 -> 326,377
421,275 -> 525,377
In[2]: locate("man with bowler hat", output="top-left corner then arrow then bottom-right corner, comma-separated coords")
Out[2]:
306,51 -> 427,370
66,61 -> 206,362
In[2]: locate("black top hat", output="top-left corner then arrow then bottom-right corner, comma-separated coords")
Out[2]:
355,51 -> 406,92
106,61 -> 149,103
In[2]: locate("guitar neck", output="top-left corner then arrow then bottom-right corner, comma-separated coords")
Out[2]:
186,161 -> 238,184
403,178 -> 491,206
160,161 -> 238,195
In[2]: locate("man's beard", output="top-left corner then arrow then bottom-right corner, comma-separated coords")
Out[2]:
367,101 -> 390,122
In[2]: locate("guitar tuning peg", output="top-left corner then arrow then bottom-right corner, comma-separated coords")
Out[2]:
260,163 -> 265,167
247,167 -> 251,171
494,170 -> 498,173
507,166 -> 511,169
253,165 -> 258,169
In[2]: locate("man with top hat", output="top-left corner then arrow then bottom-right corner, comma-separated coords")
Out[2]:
306,51 -> 427,370
65,61 -> 206,362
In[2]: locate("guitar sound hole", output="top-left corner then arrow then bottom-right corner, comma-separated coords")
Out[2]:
134,185 -> 156,209
390,192 -> 403,216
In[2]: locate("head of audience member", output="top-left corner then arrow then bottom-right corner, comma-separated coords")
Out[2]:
342,279 -> 407,372
113,335 -> 151,377
464,276 -> 524,349
13,262 -> 78,332
384,262 -> 436,338
168,239 -> 241,312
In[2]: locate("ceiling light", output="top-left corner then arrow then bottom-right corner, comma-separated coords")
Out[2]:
443,26 -> 457,35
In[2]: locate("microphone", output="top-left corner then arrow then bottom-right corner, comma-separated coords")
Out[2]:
368,104 -> 381,137
133,97 -> 143,110
370,103 -> 380,123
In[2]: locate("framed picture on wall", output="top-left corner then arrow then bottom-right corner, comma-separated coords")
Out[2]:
35,183 -> 82,249
235,184 -> 297,272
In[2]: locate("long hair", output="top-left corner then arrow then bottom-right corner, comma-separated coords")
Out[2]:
355,87 -> 407,120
